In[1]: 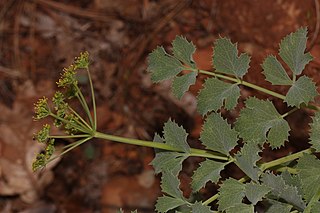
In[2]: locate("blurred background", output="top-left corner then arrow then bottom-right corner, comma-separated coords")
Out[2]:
0,0 -> 320,212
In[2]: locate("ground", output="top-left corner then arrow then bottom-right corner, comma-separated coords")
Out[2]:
0,0 -> 320,212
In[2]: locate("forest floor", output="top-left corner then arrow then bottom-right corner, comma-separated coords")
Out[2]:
0,0 -> 320,212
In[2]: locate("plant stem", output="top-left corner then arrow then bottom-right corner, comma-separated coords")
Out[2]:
75,85 -> 94,127
49,113 -> 90,133
47,137 -> 93,163
87,68 -> 97,130
281,107 -> 298,118
198,69 -> 286,100
50,134 -> 91,139
260,148 -> 312,171
94,131 -> 229,161
68,105 -> 92,130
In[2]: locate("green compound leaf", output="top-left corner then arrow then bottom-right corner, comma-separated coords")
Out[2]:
296,154 -> 320,202
279,28 -> 313,76
197,78 -> 240,115
172,72 -> 197,99
235,97 -> 290,148
155,196 -> 186,213
245,182 -> 270,205
191,159 -> 226,192
217,178 -> 246,211
261,172 -> 306,210
148,46 -> 184,82
200,113 -> 238,155
160,172 -> 184,199
191,201 -> 214,213
310,111 -> 320,152
151,152 -> 187,176
281,170 -> 303,194
310,202 -> 320,213
235,143 -> 262,181
163,119 -> 190,153
172,36 -> 197,68
213,37 -> 250,78
285,76 -> 318,108
262,55 -> 292,85
265,200 -> 292,213
226,204 -> 254,213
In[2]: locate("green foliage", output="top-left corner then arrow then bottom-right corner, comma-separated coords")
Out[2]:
163,119 -> 190,153
285,76 -> 318,108
33,28 -> 320,212
235,97 -> 290,148
261,172 -> 306,210
235,143 -> 261,181
217,178 -> 246,211
147,36 -> 197,99
262,55 -> 292,85
200,112 -> 238,155
279,28 -> 313,75
197,78 -> 240,114
310,111 -> 320,152
191,159 -> 226,192
213,37 -> 250,78
296,154 -> 320,202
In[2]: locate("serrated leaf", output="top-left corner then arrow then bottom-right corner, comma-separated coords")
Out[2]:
172,72 -> 197,99
148,47 -> 184,82
172,36 -> 197,68
265,200 -> 292,213
155,196 -> 186,213
245,182 -> 270,205
296,154 -> 320,202
262,55 -> 292,85
285,76 -> 318,108
235,143 -> 261,181
200,113 -> 238,155
218,178 -> 246,211
281,170 -> 303,196
163,119 -> 190,153
226,204 -> 254,213
279,28 -> 313,75
310,201 -> 320,213
191,201 -> 213,213
261,172 -> 306,210
151,152 -> 187,175
197,78 -> 240,115
310,111 -> 320,152
235,97 -> 290,148
161,172 -> 183,199
213,37 -> 250,78
191,159 -> 226,192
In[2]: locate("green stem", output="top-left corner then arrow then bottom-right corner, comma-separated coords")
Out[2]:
50,113 -> 90,133
281,107 -> 298,118
59,137 -> 92,156
47,137 -> 93,163
68,106 -> 92,130
75,85 -> 94,127
275,166 -> 298,174
94,131 -> 229,161
50,134 -> 91,139
260,148 -> 312,171
198,69 -> 286,100
304,189 -> 320,213
87,68 -> 97,130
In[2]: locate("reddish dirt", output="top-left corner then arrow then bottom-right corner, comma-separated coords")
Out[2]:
0,0 -> 320,212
